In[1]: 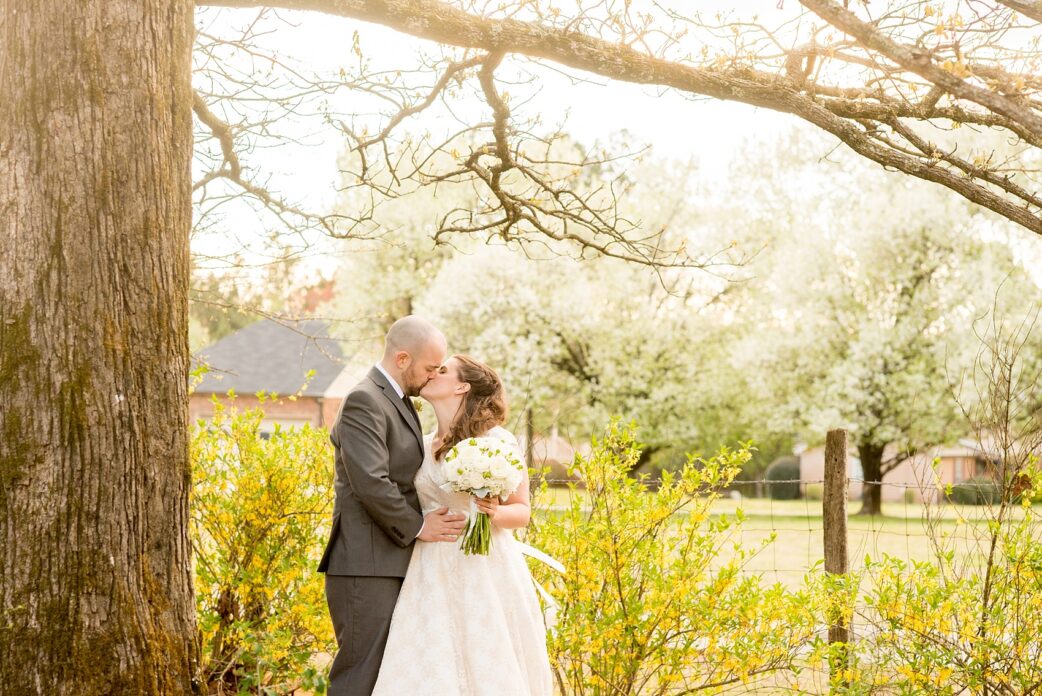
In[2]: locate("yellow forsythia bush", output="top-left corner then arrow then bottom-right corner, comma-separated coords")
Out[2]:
188,408 -> 837,694
528,422 -> 819,695
837,459 -> 1042,695
191,397 -> 334,695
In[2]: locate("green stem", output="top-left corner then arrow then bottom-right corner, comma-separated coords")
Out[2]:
460,512 -> 493,555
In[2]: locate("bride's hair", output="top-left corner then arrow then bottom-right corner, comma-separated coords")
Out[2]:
434,354 -> 508,461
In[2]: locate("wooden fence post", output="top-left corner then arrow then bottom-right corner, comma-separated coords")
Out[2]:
824,428 -> 851,688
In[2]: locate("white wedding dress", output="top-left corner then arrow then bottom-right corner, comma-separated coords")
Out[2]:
372,427 -> 554,696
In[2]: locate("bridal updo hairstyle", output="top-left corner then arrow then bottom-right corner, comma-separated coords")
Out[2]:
434,355 -> 508,461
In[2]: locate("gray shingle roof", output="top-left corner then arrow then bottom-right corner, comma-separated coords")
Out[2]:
193,319 -> 345,397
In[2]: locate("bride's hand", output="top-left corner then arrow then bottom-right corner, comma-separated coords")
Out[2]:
473,495 -> 499,520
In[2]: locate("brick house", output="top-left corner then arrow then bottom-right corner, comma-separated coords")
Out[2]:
798,439 -> 1002,503
520,425 -> 586,484
190,319 -> 364,435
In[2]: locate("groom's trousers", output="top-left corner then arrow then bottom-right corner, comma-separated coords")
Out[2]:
325,575 -> 404,696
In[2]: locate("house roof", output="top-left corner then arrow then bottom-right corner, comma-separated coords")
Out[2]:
519,433 -> 581,466
193,319 -> 346,398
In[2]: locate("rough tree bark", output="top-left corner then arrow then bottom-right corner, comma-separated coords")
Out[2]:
0,1 -> 200,693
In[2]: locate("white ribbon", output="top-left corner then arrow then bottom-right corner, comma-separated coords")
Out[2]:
516,541 -> 566,633
516,541 -> 566,574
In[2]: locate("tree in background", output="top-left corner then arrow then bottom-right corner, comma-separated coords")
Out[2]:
330,151 -> 757,469
327,146 -> 466,347
421,248 -> 755,470
328,127 -> 1042,492
849,303 -> 1042,693
733,134 -> 1042,515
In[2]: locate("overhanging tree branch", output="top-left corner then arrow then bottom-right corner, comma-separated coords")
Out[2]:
797,0 -> 1042,135
194,0 -> 1042,234
996,0 -> 1042,23
193,89 -> 371,237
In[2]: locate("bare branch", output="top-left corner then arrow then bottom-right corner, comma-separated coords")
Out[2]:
196,0 -> 1042,234
995,0 -> 1042,23
797,0 -> 1042,135
192,89 -> 370,237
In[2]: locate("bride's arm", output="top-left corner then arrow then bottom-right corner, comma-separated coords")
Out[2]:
474,476 -> 531,529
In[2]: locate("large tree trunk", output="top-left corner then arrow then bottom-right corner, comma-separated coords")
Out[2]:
856,441 -> 886,516
0,1 -> 199,693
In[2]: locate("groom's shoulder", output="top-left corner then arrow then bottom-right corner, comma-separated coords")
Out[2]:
336,383 -> 390,427
346,376 -> 382,403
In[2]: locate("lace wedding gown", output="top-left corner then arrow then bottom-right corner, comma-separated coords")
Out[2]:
372,427 -> 554,696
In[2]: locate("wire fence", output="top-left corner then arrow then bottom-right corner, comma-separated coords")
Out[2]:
529,469 -> 1023,589
527,424 -> 1042,687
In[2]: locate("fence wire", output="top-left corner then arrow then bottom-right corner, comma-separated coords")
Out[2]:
531,476 -> 1015,589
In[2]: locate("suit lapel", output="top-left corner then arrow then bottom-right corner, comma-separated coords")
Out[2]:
367,367 -> 424,451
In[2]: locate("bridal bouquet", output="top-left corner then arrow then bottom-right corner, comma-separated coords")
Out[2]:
442,437 -> 525,555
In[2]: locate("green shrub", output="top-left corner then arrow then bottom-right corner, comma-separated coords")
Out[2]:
765,455 -> 802,500
529,422 -> 816,695
948,476 -> 1001,505
851,487 -> 1042,693
191,397 -> 334,695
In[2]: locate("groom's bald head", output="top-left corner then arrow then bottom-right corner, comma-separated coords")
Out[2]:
383,316 -> 445,358
381,316 -> 447,396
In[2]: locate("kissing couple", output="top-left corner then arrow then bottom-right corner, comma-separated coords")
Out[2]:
317,316 -> 555,696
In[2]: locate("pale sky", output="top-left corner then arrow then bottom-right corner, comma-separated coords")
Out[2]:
192,6 -> 798,279
191,6 -> 1042,284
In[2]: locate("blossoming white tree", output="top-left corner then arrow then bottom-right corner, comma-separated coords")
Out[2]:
734,135 -> 1042,515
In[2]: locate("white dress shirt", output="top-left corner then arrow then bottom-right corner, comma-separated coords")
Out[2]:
374,363 -> 405,399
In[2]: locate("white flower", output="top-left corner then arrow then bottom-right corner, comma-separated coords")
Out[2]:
441,435 -> 524,499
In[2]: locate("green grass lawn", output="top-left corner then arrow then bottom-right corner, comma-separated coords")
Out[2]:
532,487 -> 1041,590
710,497 -> 1038,587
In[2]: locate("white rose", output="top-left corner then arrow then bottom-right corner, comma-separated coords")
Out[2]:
489,456 -> 512,479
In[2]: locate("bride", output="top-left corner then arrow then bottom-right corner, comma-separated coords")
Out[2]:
372,354 -> 554,696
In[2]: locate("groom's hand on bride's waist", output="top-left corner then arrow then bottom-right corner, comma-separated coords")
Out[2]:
417,507 -> 466,543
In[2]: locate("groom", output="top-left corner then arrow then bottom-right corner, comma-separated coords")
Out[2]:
318,315 -> 466,695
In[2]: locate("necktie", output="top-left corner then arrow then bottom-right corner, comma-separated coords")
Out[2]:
403,394 -> 421,428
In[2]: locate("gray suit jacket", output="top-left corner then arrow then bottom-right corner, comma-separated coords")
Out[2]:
318,367 -> 425,577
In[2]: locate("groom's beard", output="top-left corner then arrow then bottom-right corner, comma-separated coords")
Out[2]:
409,377 -> 433,397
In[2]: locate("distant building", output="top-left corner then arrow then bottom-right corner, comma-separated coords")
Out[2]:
518,425 -> 586,483
190,319 -> 365,436
798,439 -> 1001,503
